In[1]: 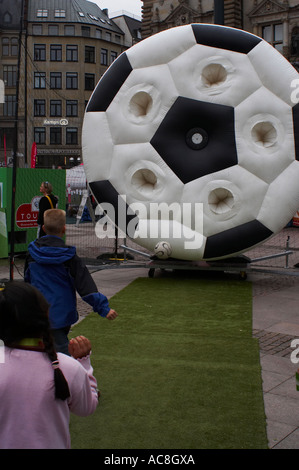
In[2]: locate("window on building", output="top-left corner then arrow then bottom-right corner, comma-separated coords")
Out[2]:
34,127 -> 46,144
34,44 -> 46,61
3,95 -> 16,116
85,45 -> 95,63
4,66 -> 17,87
274,24 -> 283,52
95,29 -> 102,39
48,25 -> 59,36
291,27 -> 299,56
66,72 -> 78,89
64,25 -> 75,36
66,100 -> 78,117
2,38 -> 19,56
66,45 -> 78,61
105,32 -> 111,42
32,24 -> 43,35
37,9 -> 48,18
66,128 -> 78,145
3,12 -> 12,24
50,45 -> 62,61
111,51 -> 117,63
2,38 -> 9,56
34,72 -> 46,89
82,26 -> 90,37
262,23 -> 283,53
34,99 -> 46,116
50,127 -> 62,145
85,73 -> 95,90
50,100 -> 62,117
50,72 -> 62,89
11,38 -> 18,56
0,128 -> 15,149
88,14 -> 99,21
101,48 -> 108,65
55,10 -> 66,18
115,35 -> 121,44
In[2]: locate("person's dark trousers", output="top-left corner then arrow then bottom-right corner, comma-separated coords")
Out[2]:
51,327 -> 71,356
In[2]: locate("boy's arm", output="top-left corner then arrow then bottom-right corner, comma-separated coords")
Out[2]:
69,254 -> 117,319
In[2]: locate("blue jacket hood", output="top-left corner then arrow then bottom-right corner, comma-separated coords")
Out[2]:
28,236 -> 76,265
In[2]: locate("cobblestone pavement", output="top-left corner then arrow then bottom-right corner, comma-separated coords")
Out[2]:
252,272 -> 299,359
252,329 -> 295,358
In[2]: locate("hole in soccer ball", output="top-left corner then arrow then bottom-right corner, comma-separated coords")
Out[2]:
201,64 -> 227,87
208,188 -> 235,214
129,91 -> 153,117
131,169 -> 158,194
251,122 -> 277,148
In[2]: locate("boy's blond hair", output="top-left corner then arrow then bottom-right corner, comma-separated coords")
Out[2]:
43,209 -> 66,236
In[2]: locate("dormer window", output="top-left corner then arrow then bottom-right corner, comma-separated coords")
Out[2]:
3,11 -> 12,23
55,10 -> 66,18
37,9 -> 48,18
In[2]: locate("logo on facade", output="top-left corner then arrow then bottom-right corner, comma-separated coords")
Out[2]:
43,118 -> 69,126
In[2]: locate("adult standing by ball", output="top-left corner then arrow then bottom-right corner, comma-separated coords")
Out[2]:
37,181 -> 58,238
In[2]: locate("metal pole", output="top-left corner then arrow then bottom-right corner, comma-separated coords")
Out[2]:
9,0 -> 24,280
214,0 -> 224,25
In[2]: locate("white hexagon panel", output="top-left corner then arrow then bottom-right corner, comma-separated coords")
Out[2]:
82,23 -> 299,261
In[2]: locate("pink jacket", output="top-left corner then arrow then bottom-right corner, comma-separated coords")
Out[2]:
0,347 -> 99,449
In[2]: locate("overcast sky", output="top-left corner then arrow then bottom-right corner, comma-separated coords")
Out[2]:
89,0 -> 142,18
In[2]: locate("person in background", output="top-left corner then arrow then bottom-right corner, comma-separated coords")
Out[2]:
37,181 -> 58,238
0,281 -> 99,449
25,208 -> 118,355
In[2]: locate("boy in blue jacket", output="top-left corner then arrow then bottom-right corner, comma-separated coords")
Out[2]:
24,209 -> 118,355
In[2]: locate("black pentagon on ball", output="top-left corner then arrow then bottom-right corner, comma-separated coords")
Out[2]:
150,96 -> 238,184
89,180 -> 139,237
191,24 -> 262,54
204,220 -> 273,259
86,52 -> 133,113
292,102 -> 299,160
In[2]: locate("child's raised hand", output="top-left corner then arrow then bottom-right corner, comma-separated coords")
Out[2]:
68,335 -> 92,359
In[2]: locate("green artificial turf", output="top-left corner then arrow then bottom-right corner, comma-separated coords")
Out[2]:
69,275 -> 268,449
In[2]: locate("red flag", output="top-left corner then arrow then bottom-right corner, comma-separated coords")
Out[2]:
4,134 -> 6,167
31,142 -> 37,168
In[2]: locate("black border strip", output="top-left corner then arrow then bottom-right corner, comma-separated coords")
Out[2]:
191,24 -> 262,54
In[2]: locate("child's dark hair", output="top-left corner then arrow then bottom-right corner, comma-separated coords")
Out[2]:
0,281 -> 70,400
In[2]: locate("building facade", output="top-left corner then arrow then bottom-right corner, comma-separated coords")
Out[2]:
0,0 -> 25,167
141,0 -> 299,67
0,0 -> 131,168
111,11 -> 142,48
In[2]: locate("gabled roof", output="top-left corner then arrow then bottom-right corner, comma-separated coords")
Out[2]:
163,3 -> 201,23
27,0 -> 123,34
248,0 -> 288,17
120,14 -> 141,41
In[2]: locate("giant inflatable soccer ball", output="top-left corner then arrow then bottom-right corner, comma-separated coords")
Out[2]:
82,24 -> 299,261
